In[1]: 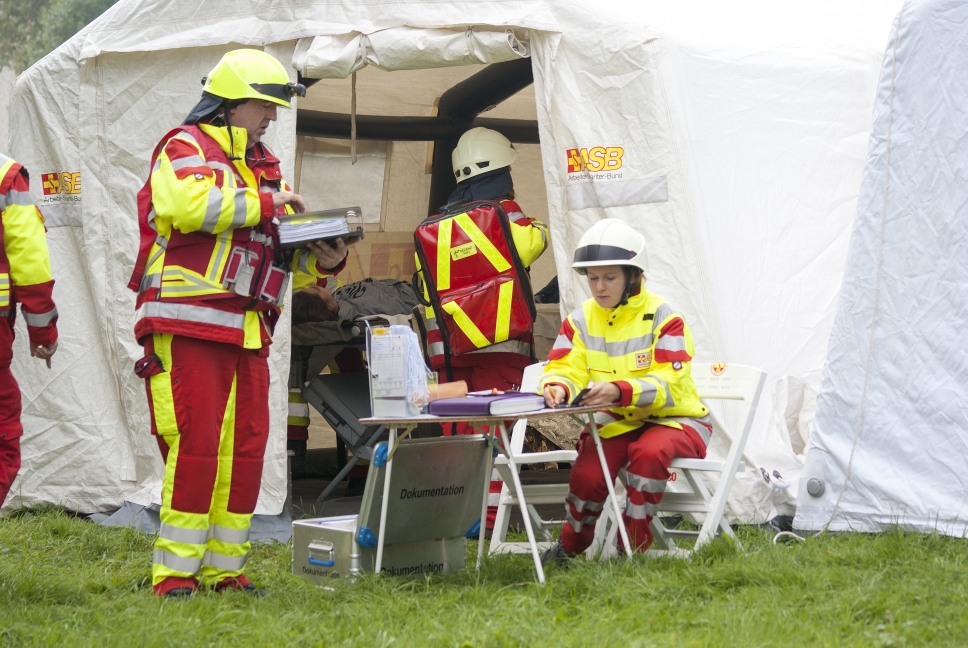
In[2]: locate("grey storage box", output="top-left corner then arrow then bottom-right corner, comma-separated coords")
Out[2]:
292,435 -> 489,583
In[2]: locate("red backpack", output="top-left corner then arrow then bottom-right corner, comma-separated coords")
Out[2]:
414,200 -> 536,358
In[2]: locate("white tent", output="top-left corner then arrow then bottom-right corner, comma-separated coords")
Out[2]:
796,0 -> 968,535
4,0 -> 903,522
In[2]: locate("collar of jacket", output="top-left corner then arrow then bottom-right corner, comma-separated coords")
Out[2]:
592,284 -> 651,320
198,123 -> 249,161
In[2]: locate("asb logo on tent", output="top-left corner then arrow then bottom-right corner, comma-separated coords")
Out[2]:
42,172 -> 81,195
40,172 -> 81,206
565,146 -> 624,182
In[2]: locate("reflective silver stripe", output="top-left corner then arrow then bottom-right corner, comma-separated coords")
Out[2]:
582,334 -> 608,353
655,333 -> 686,353
672,417 -> 712,445
153,548 -> 202,574
208,231 -> 231,282
137,302 -> 245,330
606,334 -> 655,358
631,379 -> 657,407
6,189 -> 34,206
467,339 -> 532,356
288,402 -> 310,418
652,303 -> 676,331
427,341 -> 445,357
160,269 -> 220,295
425,317 -> 439,331
202,549 -> 248,571
147,208 -> 158,233
626,471 -> 668,495
206,160 -> 237,176
0,310 -> 9,317
0,195 -> 5,211
0,277 -> 10,288
210,524 -> 250,545
159,523 -> 208,545
145,237 -> 168,273
593,411 -> 621,428
169,155 -> 207,171
140,272 -> 162,292
625,500 -> 658,520
202,186 -> 224,232
230,189 -> 250,228
296,250 -> 314,274
565,507 -> 601,532
566,491 -> 605,514
651,374 -> 674,407
551,333 -> 573,352
506,210 -> 526,222
23,308 -> 58,327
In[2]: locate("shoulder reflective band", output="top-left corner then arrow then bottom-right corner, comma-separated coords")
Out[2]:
573,244 -> 636,263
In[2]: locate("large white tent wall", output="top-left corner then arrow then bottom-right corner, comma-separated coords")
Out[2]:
3,0 -> 903,523
796,0 -> 968,535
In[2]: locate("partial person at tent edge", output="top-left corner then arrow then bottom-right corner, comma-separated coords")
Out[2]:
415,127 -> 549,527
126,49 -> 358,598
539,219 -> 710,564
0,153 -> 59,509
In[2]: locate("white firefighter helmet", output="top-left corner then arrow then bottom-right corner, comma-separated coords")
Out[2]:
451,127 -> 517,183
572,218 -> 649,274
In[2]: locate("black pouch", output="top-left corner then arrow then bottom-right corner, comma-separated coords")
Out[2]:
134,354 -> 165,379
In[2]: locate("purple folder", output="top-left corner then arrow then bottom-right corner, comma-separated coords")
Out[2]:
428,392 -> 546,417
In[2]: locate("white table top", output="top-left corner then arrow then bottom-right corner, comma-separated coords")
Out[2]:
360,404 -> 601,426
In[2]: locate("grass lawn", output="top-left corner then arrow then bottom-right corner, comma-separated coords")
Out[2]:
1,510 -> 967,647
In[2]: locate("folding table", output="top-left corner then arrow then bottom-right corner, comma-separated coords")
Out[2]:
360,404 -> 628,584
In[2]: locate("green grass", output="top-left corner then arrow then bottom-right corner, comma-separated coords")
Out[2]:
1,510 -> 967,647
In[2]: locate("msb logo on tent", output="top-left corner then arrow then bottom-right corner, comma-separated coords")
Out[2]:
42,172 -> 81,196
566,146 -> 624,174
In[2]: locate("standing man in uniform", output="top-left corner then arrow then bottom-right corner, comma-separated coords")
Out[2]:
129,49 -> 352,597
0,153 -> 58,508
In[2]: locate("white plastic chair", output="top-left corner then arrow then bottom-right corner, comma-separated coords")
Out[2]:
590,363 -> 766,559
488,362 -> 579,556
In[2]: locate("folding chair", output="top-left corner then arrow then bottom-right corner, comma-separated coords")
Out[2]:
591,363 -> 766,559
488,362 -> 579,556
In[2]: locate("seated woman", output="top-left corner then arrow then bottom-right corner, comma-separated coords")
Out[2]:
539,219 -> 712,563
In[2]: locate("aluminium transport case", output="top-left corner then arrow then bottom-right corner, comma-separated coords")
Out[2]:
293,435 -> 489,583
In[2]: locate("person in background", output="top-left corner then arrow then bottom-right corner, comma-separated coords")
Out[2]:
128,49 -> 354,597
414,127 -> 549,527
538,219 -> 711,564
0,153 -> 58,508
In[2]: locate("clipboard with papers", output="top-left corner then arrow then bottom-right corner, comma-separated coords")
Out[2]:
276,206 -> 365,249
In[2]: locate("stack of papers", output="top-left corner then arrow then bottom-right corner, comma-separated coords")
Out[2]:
278,217 -> 350,246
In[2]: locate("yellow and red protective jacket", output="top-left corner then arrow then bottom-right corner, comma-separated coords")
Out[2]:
0,154 -> 58,368
415,198 -> 548,373
129,124 -> 337,349
539,285 -> 710,441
